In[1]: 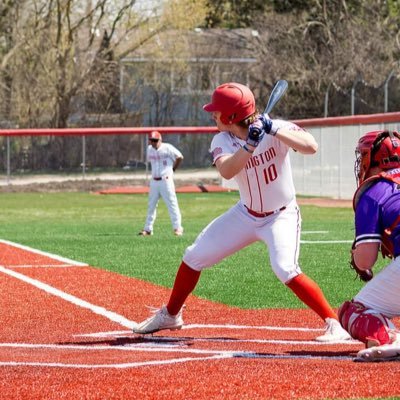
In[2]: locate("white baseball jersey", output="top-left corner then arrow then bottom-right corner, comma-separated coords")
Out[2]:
210,119 -> 300,212
183,119 -> 305,283
143,142 -> 183,233
147,143 -> 183,178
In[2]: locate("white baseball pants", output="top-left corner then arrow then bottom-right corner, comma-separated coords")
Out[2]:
183,199 -> 302,283
354,256 -> 400,318
144,178 -> 182,232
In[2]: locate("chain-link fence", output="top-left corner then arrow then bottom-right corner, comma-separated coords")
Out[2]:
324,71 -> 400,117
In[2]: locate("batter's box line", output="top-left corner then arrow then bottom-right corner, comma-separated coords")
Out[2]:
74,323 -> 324,338
73,330 -> 359,346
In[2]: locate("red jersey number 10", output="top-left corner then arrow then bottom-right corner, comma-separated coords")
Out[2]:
263,164 -> 278,184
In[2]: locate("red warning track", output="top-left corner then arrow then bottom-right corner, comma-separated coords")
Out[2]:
0,240 -> 399,399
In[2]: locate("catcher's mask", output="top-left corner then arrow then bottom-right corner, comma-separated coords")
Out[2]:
203,82 -> 256,125
354,130 -> 400,186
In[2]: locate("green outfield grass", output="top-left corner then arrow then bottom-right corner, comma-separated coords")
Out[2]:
0,191 -> 385,309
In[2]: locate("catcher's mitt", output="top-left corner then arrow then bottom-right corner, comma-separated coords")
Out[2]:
350,240 -> 373,282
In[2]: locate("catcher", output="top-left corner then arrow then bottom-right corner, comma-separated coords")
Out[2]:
339,130 -> 400,362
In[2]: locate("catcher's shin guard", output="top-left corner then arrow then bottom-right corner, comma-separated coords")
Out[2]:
338,300 -> 396,347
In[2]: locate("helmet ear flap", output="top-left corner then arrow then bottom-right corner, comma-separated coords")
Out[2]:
221,112 -> 237,125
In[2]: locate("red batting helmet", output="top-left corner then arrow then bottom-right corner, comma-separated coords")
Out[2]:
149,131 -> 162,140
355,130 -> 400,186
203,82 -> 256,125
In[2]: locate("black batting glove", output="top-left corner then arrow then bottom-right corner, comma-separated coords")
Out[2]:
247,118 -> 265,147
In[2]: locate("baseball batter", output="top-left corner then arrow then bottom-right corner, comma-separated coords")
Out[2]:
138,131 -> 184,236
134,82 -> 350,342
338,130 -> 400,362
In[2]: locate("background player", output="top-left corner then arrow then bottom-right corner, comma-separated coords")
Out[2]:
338,130 -> 400,361
134,82 -> 350,342
138,131 -> 184,236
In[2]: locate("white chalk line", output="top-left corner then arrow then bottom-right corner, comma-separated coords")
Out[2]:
10,264 -> 82,268
0,265 -> 137,330
0,239 -> 137,330
301,231 -> 353,243
0,342 -> 354,368
0,354 -> 232,369
301,240 -> 353,244
0,239 -> 88,267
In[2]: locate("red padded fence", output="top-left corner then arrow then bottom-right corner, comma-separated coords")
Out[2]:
0,126 -> 219,137
1,112 -> 400,137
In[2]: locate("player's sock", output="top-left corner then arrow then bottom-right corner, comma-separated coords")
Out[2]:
286,273 -> 337,320
166,261 -> 201,315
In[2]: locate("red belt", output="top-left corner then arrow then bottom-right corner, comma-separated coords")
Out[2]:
153,176 -> 169,181
245,205 -> 286,218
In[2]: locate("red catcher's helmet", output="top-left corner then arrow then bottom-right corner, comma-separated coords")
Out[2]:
355,130 -> 400,186
149,131 -> 162,140
203,82 -> 256,125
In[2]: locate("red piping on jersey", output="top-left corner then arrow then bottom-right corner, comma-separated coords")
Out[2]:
295,206 -> 301,265
245,169 -> 253,209
254,167 -> 263,210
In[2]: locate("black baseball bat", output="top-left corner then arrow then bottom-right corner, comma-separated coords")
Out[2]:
264,80 -> 288,114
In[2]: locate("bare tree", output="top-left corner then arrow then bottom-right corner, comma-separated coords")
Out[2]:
251,0 -> 400,118
0,0 -> 208,128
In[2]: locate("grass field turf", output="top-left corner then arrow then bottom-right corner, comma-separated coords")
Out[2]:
0,191 -> 385,310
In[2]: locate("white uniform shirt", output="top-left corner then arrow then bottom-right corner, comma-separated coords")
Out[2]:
210,119 -> 300,212
147,142 -> 183,178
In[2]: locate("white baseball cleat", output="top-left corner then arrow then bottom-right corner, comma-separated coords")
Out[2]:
133,305 -> 184,334
315,317 -> 352,342
174,228 -> 184,236
355,343 -> 400,362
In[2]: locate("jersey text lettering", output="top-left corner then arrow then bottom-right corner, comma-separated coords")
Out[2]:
245,146 -> 277,170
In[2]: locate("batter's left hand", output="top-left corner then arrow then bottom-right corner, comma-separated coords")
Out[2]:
247,118 -> 265,147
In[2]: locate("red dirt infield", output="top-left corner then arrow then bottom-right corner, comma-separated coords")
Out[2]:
0,239 -> 399,400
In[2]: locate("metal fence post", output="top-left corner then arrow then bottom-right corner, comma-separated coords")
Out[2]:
324,83 -> 331,117
351,75 -> 362,115
384,70 -> 395,113
6,136 -> 11,185
143,135 -> 149,182
82,135 -> 86,180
